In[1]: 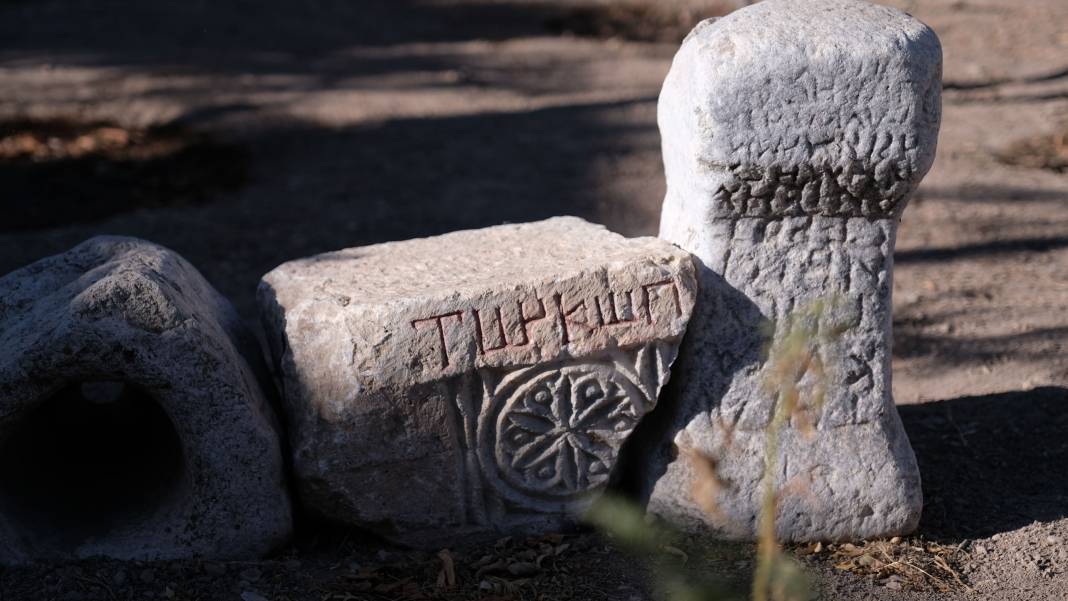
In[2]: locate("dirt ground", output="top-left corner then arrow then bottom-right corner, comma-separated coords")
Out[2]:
1,0 -> 1068,599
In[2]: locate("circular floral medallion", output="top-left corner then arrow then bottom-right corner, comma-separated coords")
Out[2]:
480,362 -> 649,505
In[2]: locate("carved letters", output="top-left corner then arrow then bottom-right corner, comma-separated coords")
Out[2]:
410,278 -> 685,368
410,311 -> 464,367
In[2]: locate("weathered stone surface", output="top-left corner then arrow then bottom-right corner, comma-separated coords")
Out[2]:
259,217 -> 696,546
645,0 -> 941,541
0,237 -> 291,564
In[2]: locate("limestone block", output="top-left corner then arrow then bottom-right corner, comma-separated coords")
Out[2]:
259,217 -> 696,546
646,0 -> 941,540
0,237 -> 292,564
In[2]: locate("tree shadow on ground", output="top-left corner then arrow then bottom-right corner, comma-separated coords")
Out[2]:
0,0 -> 722,76
0,119 -> 248,232
0,1 -> 555,66
899,387 -> 1068,540
894,322 -> 1068,365
896,236 -> 1068,264
915,184 -> 1067,204
0,98 -> 663,319
0,0 -> 729,120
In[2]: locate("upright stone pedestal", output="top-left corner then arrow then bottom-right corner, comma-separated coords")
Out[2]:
0,237 -> 291,563
645,0 -> 942,541
259,217 -> 696,546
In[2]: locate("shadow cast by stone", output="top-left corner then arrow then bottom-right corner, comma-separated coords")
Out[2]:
900,387 -> 1068,540
617,264 -> 764,508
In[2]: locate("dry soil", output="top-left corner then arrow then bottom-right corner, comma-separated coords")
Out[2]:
1,0 -> 1067,599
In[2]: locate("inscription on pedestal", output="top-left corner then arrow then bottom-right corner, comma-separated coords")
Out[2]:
648,0 -> 939,541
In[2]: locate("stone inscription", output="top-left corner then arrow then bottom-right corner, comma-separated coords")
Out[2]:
706,162 -> 912,219
411,278 -> 683,368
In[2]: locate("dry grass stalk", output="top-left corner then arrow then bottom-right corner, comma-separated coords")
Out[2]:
685,446 -> 728,525
797,538 -> 971,593
749,298 -> 848,601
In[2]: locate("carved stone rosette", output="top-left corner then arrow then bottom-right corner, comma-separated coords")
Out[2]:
470,344 -> 671,521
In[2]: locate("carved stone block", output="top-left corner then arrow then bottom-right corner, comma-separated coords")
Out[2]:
646,0 -> 941,541
0,237 -> 292,564
258,217 -> 696,545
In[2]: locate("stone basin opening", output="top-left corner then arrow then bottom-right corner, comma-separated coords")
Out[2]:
0,380 -> 188,555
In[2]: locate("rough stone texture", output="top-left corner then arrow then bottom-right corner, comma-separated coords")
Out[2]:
0,237 -> 291,564
259,217 -> 696,546
646,0 -> 942,541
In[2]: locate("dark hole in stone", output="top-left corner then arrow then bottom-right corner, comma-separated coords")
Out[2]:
0,117 -> 248,232
0,380 -> 187,552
